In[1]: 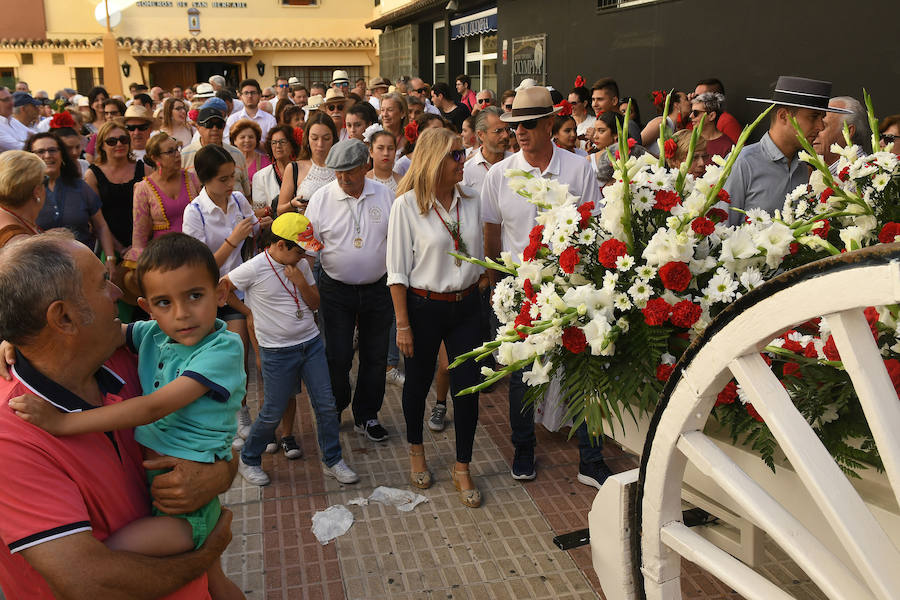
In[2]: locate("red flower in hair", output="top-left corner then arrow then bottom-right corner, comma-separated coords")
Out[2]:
627,138 -> 637,149
49,111 -> 76,129
663,138 -> 677,159
554,100 -> 573,117
574,75 -> 585,88
649,90 -> 666,109
404,120 -> 419,143
188,109 -> 199,122
293,127 -> 304,148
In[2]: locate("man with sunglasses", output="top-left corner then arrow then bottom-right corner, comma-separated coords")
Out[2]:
181,106 -> 251,197
472,89 -> 495,115
123,104 -> 154,162
321,88 -> 351,141
275,77 -> 291,102
407,77 -> 440,115
482,86 -> 609,489
224,78 -> 277,148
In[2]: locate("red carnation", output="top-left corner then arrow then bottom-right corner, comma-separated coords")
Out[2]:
188,108 -> 199,122
783,362 -> 802,378
627,137 -> 637,149
598,238 -> 627,268
670,300 -> 702,328
663,138 -> 677,159
884,358 -> 900,398
811,219 -> 830,238
706,207 -> 729,223
691,216 -> 715,236
746,403 -> 765,422
49,111 -> 76,129
514,302 -> 534,338
878,222 -> 900,244
715,381 -> 738,406
819,187 -> 835,203
523,278 -> 536,301
789,242 -> 800,254
404,120 -> 419,143
717,189 -> 731,204
782,335 -> 803,354
577,201 -> 594,228
554,100 -> 573,117
761,353 -> 773,366
838,166 -> 850,182
656,363 -> 674,382
650,90 -> 666,109
642,297 -> 672,326
559,246 -> 580,274
654,189 -> 680,212
659,261 -> 692,291
562,326 -> 587,354
523,238 -> 543,262
823,335 -> 841,361
574,75 -> 585,88
529,224 -> 544,243
803,342 -> 818,358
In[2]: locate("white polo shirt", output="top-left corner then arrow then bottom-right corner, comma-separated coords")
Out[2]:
305,178 -> 394,285
227,252 -> 319,348
387,186 -> 484,293
462,148 -> 512,195
182,188 -> 258,277
224,106 -> 277,145
481,144 -> 601,258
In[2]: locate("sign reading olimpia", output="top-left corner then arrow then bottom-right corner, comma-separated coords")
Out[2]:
511,34 -> 546,86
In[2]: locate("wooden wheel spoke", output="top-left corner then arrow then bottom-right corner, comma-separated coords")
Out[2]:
659,522 -> 797,600
827,308 -> 900,508
730,353 -> 900,600
677,430 -> 876,600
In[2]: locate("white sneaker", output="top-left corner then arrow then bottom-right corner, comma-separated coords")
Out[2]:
231,433 -> 245,450
324,459 -> 359,484
427,403 -> 447,432
237,405 -> 252,439
386,367 -> 406,387
265,440 -> 278,454
238,460 -> 270,486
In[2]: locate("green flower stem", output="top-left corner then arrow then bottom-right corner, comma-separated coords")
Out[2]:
449,252 -> 518,275
864,89 -> 881,152
675,115 -> 705,199
797,235 -> 841,255
763,345 -> 846,370
617,100 -> 636,255
657,90 -> 673,168
457,355 -> 537,396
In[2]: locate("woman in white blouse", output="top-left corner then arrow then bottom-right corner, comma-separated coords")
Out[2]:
387,128 -> 488,508
251,124 -> 300,216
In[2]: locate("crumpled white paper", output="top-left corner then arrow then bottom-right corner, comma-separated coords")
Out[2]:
368,486 -> 428,512
347,497 -> 369,506
311,505 -> 354,545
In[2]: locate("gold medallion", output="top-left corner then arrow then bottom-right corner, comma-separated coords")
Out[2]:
353,237 -> 363,248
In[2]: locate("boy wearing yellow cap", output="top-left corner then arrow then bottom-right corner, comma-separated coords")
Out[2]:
223,214 -> 358,485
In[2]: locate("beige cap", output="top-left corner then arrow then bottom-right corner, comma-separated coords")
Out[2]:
124,104 -> 153,123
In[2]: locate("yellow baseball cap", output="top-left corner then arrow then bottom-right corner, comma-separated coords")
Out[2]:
271,212 -> 323,252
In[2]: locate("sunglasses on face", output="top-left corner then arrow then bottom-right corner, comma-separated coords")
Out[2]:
104,135 -> 130,147
414,88 -> 428,94
326,104 -> 344,112
518,118 -> 542,130
883,133 -> 899,144
278,84 -> 289,88
447,149 -> 466,163
690,109 -> 706,118
201,120 -> 226,129
503,104 -> 513,111
125,123 -> 151,132
104,110 -> 121,117
158,146 -> 182,156
477,98 -> 492,104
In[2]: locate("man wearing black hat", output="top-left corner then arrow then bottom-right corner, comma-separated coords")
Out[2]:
724,76 -> 851,226
181,106 -> 250,197
304,139 -> 395,442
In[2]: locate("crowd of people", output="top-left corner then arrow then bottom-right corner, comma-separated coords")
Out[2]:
0,67 -> 898,598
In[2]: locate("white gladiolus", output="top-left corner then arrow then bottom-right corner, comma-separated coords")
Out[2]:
642,228 -> 695,266
522,357 -> 553,385
583,317 -> 614,356
754,221 -> 794,269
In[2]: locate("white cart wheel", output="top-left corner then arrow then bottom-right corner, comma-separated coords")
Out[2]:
635,245 -> 900,600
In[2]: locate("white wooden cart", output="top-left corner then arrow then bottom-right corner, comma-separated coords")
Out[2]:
589,245 -> 900,600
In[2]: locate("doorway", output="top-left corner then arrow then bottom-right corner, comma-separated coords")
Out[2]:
194,62 -> 241,89
148,61 -> 242,91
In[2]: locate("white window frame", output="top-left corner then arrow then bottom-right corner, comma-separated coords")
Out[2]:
452,8 -> 497,92
432,20 -> 446,84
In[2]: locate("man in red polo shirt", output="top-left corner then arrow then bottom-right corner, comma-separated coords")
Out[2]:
0,232 -> 236,600
688,78 -> 742,144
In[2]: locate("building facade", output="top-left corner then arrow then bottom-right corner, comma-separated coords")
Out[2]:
0,0 -> 378,94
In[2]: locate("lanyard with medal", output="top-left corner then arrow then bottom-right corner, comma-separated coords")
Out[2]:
347,196 -> 364,248
433,199 -> 466,267
264,250 -> 303,319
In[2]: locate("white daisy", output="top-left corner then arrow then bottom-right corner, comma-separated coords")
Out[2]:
615,254 -> 635,271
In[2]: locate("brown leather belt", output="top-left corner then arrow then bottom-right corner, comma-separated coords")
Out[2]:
409,284 -> 477,302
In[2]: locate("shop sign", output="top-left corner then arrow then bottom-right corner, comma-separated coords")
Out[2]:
511,34 -> 546,86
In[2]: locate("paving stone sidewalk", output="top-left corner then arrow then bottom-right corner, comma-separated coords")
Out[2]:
219,363 -> 819,600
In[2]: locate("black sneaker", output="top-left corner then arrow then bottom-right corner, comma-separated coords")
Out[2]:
511,446 -> 536,480
280,436 -> 303,460
577,460 -> 613,490
354,419 -> 389,442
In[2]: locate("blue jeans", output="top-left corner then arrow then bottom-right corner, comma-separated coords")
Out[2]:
387,316 -> 400,367
241,336 -> 342,467
318,271 -> 392,425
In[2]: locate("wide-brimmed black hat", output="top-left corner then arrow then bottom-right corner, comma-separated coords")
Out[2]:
747,76 -> 851,114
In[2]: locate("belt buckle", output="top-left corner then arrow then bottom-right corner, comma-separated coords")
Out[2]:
455,291 -> 463,301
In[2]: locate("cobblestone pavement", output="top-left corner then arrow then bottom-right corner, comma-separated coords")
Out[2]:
218,363 -> 821,600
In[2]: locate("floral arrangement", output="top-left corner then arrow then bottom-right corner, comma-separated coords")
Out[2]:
451,92 -> 900,475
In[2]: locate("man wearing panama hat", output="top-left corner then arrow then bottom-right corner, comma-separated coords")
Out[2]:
226,212 -> 359,486
724,76 -> 852,226
481,86 -> 609,487
320,88 -> 351,141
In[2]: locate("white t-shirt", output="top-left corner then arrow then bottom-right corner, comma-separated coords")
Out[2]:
182,188 -> 258,277
462,148 -> 512,195
304,178 -> 394,285
227,252 -> 319,348
481,145 -> 601,258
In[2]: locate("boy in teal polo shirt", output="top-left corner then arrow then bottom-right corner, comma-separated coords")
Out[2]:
11,233 -> 246,600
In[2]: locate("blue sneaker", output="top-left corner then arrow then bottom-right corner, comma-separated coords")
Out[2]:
511,446 -> 536,480
577,460 -> 613,490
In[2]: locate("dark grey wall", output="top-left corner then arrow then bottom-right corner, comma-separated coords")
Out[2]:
497,0 -> 898,133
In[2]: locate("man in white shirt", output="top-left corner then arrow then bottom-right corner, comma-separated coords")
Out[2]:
408,78 -> 440,115
463,107 -> 511,193
0,87 -> 20,152
124,104 -> 153,162
181,106 -> 251,197
225,78 -> 277,147
7,92 -> 40,148
305,139 -> 395,442
482,86 -> 610,488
